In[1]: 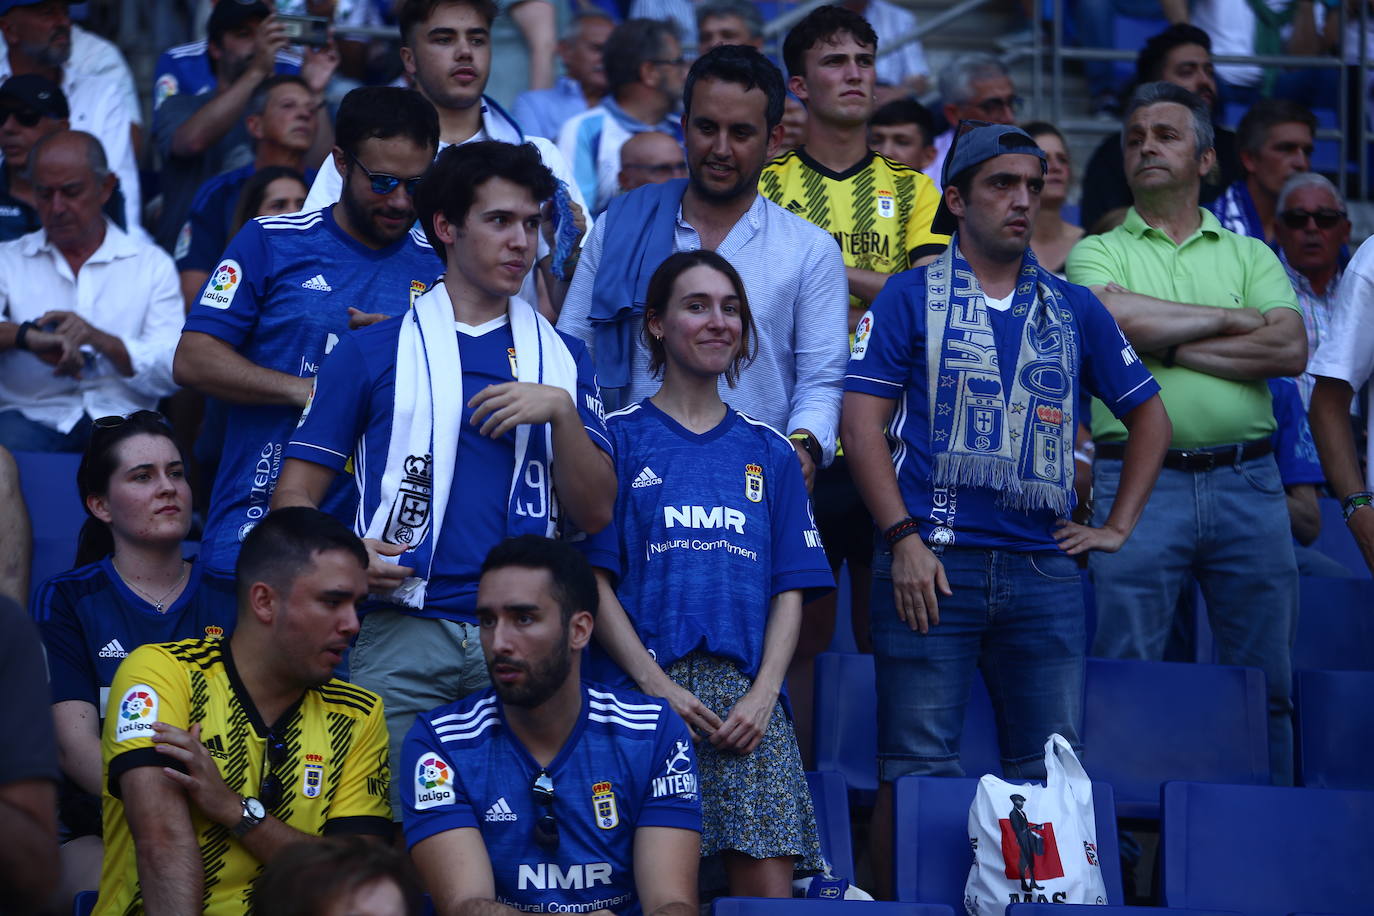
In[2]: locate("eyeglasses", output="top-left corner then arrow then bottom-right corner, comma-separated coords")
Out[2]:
259,730 -> 289,812
1279,208 -> 1346,230
347,150 -> 425,196
0,108 -> 44,128
531,769 -> 559,851
974,95 -> 1022,117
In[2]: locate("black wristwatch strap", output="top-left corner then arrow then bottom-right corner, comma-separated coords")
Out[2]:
14,321 -> 34,351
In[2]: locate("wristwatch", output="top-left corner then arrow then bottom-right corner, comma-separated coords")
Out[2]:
230,796 -> 266,838
1341,491 -> 1374,522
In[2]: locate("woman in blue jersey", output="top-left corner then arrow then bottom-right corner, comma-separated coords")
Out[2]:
593,250 -> 835,897
32,411 -> 237,905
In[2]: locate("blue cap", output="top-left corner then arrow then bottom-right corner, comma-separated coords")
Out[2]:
932,122 -> 1047,234
0,0 -> 48,13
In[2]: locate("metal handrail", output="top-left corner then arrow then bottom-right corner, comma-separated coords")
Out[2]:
875,0 -> 998,59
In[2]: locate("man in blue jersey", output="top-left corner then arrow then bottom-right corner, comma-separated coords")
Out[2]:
840,122 -> 1171,898
403,535 -> 700,916
273,140 -> 617,818
151,0 -> 300,112
173,85 -> 442,573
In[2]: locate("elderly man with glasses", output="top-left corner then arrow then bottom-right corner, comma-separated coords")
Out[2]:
925,52 -> 1020,189
401,536 -> 701,916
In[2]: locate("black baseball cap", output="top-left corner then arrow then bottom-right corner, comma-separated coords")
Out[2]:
207,0 -> 271,44
0,74 -> 69,120
932,122 -> 1047,235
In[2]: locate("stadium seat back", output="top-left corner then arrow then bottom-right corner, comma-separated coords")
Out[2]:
15,450 -> 85,600
713,900 -> 955,915
1082,658 -> 1269,818
891,776 -> 1122,907
806,770 -> 855,881
1295,578 -> 1374,671
1295,669 -> 1374,789
1007,905 -> 1241,915
72,890 -> 97,916
1161,781 -> 1374,916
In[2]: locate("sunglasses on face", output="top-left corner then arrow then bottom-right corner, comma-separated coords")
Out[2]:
259,730 -> 289,811
1279,208 -> 1346,230
93,409 -> 168,431
0,108 -> 44,128
531,769 -> 559,851
347,150 -> 424,196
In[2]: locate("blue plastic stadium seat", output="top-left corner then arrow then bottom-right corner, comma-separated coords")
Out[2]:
713,900 -> 955,915
1310,498 -> 1370,578
72,890 -> 97,916
1111,15 -> 1169,82
806,770 -> 855,882
1295,577 -> 1374,671
812,653 -> 1000,804
14,450 -> 85,600
1295,669 -> 1374,789
891,776 -> 1123,908
1161,781 -> 1374,915
1082,658 -> 1269,818
1007,905 -> 1241,915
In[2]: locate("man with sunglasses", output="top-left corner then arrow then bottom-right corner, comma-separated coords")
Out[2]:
402,535 -> 700,916
1066,81 -> 1307,785
0,73 -> 125,241
174,86 -> 442,574
95,507 -> 391,915
557,18 -> 685,217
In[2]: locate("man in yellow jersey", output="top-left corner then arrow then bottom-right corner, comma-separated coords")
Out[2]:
762,4 -> 947,325
95,507 -> 391,914
760,3 -> 948,751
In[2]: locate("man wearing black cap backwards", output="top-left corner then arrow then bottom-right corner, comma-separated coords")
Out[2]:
840,122 -> 1171,898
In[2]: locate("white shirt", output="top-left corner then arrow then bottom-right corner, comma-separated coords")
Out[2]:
1191,0 -> 1292,89
0,59 -> 142,234
1306,235 -> 1374,486
923,129 -> 954,189
0,25 -> 141,126
0,221 -> 182,432
557,191 -> 850,461
868,0 -> 930,87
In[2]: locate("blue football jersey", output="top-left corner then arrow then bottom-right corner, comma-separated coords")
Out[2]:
402,684 -> 701,916
844,270 -> 1160,551
153,41 -> 300,109
184,207 -> 442,571
286,315 -> 612,622
33,558 -> 237,714
593,402 -> 833,685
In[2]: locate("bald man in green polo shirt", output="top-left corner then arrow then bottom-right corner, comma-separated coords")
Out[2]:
1066,81 -> 1307,786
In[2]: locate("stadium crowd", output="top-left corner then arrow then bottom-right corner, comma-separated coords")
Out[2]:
0,0 -> 1370,912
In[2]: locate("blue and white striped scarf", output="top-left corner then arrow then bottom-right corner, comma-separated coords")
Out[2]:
925,239 -> 1077,516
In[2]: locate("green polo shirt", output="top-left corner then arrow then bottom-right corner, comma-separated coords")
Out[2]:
1066,207 -> 1300,449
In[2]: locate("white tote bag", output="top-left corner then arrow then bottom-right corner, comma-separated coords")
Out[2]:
963,733 -> 1109,916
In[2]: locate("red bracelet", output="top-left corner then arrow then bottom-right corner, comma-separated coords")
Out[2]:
883,516 -> 921,547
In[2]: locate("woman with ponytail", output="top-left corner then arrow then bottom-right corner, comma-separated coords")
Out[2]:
32,410 -> 237,907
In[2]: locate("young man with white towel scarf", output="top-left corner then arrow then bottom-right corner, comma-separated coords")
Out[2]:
839,122 -> 1171,899
273,140 -> 617,819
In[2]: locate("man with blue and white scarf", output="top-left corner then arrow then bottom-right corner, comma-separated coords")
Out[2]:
841,122 -> 1171,899
274,141 -> 617,818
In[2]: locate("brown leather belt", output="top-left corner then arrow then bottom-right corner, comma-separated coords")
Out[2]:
1094,439 -> 1273,471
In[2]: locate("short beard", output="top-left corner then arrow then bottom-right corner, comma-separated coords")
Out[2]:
340,177 -> 412,248
688,159 -> 763,205
489,635 -> 573,709
20,37 -> 69,70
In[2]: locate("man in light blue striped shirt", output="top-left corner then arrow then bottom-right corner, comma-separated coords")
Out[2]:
557,45 -> 848,485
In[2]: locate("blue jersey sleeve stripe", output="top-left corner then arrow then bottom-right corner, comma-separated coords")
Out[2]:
432,696 -> 497,726
587,711 -> 659,731
286,441 -> 350,462
1109,375 -> 1155,406
588,699 -> 659,722
586,688 -> 663,712
844,373 -> 905,390
437,716 -> 500,743
584,424 -> 613,455
635,810 -> 703,831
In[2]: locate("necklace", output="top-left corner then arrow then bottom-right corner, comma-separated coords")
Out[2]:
113,558 -> 189,613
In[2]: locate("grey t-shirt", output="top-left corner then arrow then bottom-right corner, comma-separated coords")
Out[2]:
152,91 -> 254,253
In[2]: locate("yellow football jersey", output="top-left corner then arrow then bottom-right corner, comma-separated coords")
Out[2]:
97,638 -> 390,915
760,149 -> 948,310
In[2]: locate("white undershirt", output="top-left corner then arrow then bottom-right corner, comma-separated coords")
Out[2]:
984,291 -> 1015,312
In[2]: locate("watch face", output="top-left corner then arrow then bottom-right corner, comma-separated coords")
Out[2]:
244,797 -> 266,820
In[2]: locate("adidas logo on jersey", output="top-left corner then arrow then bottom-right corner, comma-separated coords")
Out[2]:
98,639 -> 128,659
203,734 -> 229,759
485,797 -> 518,822
785,199 -> 806,214
632,466 -> 663,489
301,274 -> 333,292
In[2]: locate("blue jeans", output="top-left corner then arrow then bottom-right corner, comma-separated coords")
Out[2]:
0,410 -> 91,452
1089,454 -> 1297,785
870,546 -> 1086,782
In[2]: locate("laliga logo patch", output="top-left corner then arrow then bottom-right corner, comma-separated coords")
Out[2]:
876,189 -> 895,219
173,221 -> 192,261
200,259 -> 242,310
114,684 -> 158,742
302,754 -> 324,798
851,312 -> 874,360
414,754 -> 455,810
154,73 -> 178,106
744,464 -> 764,503
592,781 -> 619,830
